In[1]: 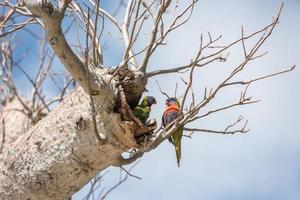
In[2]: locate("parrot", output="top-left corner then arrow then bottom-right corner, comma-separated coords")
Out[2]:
162,97 -> 183,167
133,96 -> 157,124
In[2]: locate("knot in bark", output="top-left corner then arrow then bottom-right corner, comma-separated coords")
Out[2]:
75,117 -> 87,131
40,0 -> 54,15
50,37 -> 59,46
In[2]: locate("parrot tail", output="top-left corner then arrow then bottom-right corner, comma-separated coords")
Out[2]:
175,144 -> 181,167
168,137 -> 174,144
173,126 -> 183,167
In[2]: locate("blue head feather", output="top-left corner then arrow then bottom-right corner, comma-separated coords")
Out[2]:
143,96 -> 157,106
165,97 -> 180,107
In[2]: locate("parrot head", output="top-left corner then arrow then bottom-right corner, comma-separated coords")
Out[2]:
142,96 -> 157,107
165,97 -> 180,108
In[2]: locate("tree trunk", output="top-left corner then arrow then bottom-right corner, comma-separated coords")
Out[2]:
0,79 -> 140,199
0,0 -> 149,198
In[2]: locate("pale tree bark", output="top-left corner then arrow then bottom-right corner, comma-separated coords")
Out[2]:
0,87 -> 138,200
0,0 -> 295,199
0,0 -> 145,199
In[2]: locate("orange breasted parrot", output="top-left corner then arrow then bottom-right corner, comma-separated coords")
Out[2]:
162,97 -> 183,167
133,96 -> 157,124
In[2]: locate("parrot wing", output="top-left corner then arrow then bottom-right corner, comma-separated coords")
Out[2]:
162,109 -> 179,127
162,115 -> 174,144
133,106 -> 150,124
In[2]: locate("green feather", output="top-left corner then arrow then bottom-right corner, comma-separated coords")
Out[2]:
133,97 -> 151,124
172,126 -> 183,167
133,106 -> 150,124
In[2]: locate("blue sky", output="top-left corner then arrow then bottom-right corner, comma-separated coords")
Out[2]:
74,1 -> 300,200
4,0 -> 299,199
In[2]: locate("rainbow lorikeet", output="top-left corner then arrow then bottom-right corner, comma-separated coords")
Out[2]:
133,96 -> 157,124
162,97 -> 183,167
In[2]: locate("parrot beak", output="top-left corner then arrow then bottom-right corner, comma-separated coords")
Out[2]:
153,99 -> 157,105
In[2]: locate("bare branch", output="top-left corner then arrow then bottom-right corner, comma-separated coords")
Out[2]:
85,0 -> 122,32
0,18 -> 36,38
85,9 -> 104,144
100,162 -> 140,200
137,3 -> 293,159
223,65 -> 296,87
181,39 -> 203,111
149,0 -> 198,55
23,0 -> 107,95
155,80 -> 170,98
0,112 -> 5,154
121,0 -> 139,68
184,119 -> 249,135
139,0 -> 172,72
92,0 -> 103,66
119,165 -> 142,180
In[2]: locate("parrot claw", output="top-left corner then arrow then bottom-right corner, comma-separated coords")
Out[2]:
134,119 -> 157,137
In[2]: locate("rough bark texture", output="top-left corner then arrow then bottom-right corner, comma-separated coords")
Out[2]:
0,1 -> 150,199
23,0 -> 104,95
0,79 -> 140,199
0,98 -> 31,149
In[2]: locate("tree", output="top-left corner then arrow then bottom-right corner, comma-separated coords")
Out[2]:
0,1 -> 295,199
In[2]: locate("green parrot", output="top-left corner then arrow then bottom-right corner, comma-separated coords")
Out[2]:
162,97 -> 183,167
133,96 -> 157,124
